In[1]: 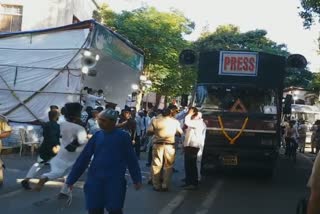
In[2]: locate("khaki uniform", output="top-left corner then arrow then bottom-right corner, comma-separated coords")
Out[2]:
0,118 -> 12,184
147,115 -> 182,189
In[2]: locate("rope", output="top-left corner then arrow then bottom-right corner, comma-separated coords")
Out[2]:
217,116 -> 249,145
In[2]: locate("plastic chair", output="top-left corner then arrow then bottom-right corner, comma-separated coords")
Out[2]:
19,128 -> 39,157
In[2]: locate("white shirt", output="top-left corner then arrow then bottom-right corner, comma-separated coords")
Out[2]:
84,94 -> 104,108
183,114 -> 206,149
54,121 -> 88,165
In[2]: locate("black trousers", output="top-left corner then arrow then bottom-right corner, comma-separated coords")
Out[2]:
133,136 -> 141,158
147,144 -> 153,164
88,208 -> 123,214
285,137 -> 297,156
184,146 -> 200,186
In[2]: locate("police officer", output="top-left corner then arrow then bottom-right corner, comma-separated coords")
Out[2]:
0,115 -> 12,187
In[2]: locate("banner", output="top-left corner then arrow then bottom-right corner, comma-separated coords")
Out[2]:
92,24 -> 144,72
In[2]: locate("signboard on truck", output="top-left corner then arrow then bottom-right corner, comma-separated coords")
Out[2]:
219,51 -> 258,76
198,51 -> 286,89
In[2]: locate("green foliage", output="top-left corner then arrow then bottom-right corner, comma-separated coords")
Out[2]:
94,5 -> 196,97
299,0 -> 320,28
299,0 -> 320,51
94,5 -> 314,96
193,25 -> 288,56
284,68 -> 314,88
310,72 -> 320,91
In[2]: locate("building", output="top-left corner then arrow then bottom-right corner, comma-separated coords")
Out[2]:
283,86 -> 318,105
0,0 -> 101,32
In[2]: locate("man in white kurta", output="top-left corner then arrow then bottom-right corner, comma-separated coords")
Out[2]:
182,107 -> 206,189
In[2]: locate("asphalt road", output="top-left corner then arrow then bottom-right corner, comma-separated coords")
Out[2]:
0,149 -> 315,214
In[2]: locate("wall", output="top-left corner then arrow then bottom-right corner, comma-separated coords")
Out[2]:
1,0 -> 97,31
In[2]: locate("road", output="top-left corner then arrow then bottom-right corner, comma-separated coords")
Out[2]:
0,148 -> 315,214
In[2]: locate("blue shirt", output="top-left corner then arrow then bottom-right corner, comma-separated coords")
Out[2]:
66,128 -> 142,185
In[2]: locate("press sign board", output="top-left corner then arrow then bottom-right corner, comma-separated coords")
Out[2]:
219,51 -> 258,76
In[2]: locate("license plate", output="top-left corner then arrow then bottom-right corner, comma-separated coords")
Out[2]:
222,155 -> 238,166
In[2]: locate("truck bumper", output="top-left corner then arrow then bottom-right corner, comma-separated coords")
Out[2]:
201,147 -> 278,173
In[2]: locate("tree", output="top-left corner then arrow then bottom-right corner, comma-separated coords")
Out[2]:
193,25 -> 288,55
284,68 -> 314,88
299,0 -> 320,28
299,0 -> 320,52
94,5 -> 196,98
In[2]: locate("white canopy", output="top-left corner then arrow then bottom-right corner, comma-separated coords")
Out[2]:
0,20 -> 144,122
291,104 -> 320,114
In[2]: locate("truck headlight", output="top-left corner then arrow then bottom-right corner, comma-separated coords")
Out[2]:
261,139 -> 273,146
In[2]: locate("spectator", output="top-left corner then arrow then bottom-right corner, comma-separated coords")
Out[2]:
86,109 -> 100,136
181,107 -> 206,190
83,88 -> 104,109
311,121 -> 320,154
50,105 -> 59,112
297,120 -> 308,153
117,107 -> 136,145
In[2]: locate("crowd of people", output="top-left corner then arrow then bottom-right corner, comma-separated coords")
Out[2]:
2,98 -> 320,213
281,118 -> 320,157
0,96 -> 208,214
280,117 -> 320,214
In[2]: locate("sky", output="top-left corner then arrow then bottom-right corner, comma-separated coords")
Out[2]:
105,0 -> 320,72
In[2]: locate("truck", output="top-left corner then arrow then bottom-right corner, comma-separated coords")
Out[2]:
192,50 -> 286,177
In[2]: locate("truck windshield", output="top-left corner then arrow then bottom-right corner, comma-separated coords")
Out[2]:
195,85 -> 278,114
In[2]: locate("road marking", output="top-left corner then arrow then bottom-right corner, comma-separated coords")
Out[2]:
158,190 -> 188,214
195,180 -> 224,214
0,189 -> 23,199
